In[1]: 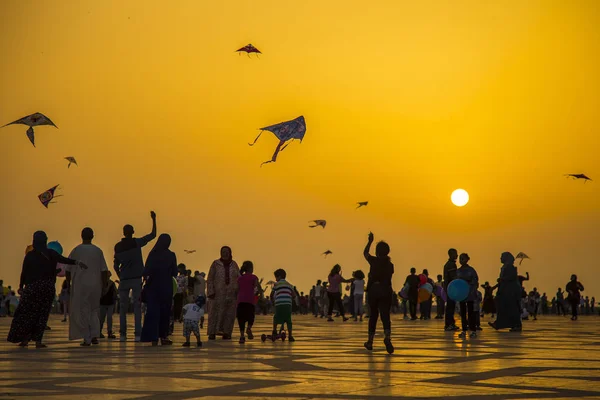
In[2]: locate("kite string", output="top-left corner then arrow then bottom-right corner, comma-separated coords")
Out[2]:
248,130 -> 264,146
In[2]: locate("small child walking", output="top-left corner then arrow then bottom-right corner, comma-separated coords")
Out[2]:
474,289 -> 483,331
99,272 -> 117,339
237,261 -> 262,344
353,270 -> 365,321
59,280 -> 70,322
271,269 -> 296,342
182,296 -> 205,347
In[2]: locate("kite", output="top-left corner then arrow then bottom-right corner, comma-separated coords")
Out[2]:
565,174 -> 592,183
515,252 -> 530,265
184,250 -> 196,254
65,157 -> 77,168
236,44 -> 261,57
38,185 -> 61,208
356,201 -> 369,209
309,220 -> 326,229
2,112 -> 57,147
249,116 -> 307,166
322,250 -> 333,257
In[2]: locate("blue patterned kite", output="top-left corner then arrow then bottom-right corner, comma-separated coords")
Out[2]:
38,185 -> 61,208
249,116 -> 306,166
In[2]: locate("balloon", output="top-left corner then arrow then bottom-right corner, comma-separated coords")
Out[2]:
56,264 -> 66,277
172,277 -> 178,297
421,283 -> 433,294
441,287 -> 447,302
418,287 -> 431,303
418,274 -> 427,285
434,284 -> 443,297
399,286 -> 409,300
25,245 -> 33,255
47,241 -> 63,255
447,279 -> 469,302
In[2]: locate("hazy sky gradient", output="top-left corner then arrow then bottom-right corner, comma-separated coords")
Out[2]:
1,0 -> 599,297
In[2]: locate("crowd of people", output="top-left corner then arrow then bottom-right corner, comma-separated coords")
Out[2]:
1,212 -> 595,353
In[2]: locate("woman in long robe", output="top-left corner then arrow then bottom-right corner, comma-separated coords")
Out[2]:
140,234 -> 178,345
7,231 -> 84,348
489,252 -> 522,331
207,246 -> 240,340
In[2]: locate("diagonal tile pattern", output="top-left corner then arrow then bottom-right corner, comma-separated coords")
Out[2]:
1,315 -> 599,399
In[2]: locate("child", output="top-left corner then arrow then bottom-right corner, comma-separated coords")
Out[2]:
99,272 -> 117,339
59,280 -> 70,322
182,296 -> 205,347
6,292 -> 19,315
456,253 -> 479,339
353,270 -> 365,321
237,261 -> 262,344
271,269 -> 296,342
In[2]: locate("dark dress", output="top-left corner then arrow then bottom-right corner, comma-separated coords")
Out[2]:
7,249 -> 76,344
140,236 -> 178,343
482,285 -> 497,314
494,263 -> 521,329
364,254 -> 394,334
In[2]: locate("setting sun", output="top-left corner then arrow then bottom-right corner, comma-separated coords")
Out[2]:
451,189 -> 469,207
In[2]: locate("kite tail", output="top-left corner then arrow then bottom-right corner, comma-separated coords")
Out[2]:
248,130 -> 263,146
280,140 -> 292,152
260,140 -> 285,167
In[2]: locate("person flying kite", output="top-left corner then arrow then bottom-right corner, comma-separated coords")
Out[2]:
309,220 -> 326,229
38,185 -> 61,208
2,112 -> 57,147
65,157 -> 77,168
565,174 -> 592,183
236,44 -> 261,57
249,116 -> 306,166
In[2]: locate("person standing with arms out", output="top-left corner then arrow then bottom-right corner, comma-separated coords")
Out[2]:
99,272 -> 117,339
66,228 -> 109,346
326,265 -> 351,322
556,288 -> 566,316
566,275 -> 584,321
443,248 -> 460,331
456,253 -> 479,339
114,211 -> 157,343
404,268 -> 419,320
363,232 -> 394,354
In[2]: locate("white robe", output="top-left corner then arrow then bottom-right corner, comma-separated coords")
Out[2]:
68,244 -> 108,342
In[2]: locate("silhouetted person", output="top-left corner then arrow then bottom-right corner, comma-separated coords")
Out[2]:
404,268 -> 419,320
489,252 -> 521,332
566,274 -> 584,321
457,253 -> 479,338
363,232 -> 395,354
420,269 -> 434,320
113,211 -> 157,342
443,248 -> 460,331
556,288 -> 566,316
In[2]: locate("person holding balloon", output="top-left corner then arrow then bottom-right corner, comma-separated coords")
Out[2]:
443,248 -> 461,331
404,268 -> 420,320
453,253 -> 479,338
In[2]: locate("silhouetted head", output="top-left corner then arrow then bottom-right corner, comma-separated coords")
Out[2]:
437,274 -> 442,281
123,224 -> 134,238
178,263 -> 187,274
375,241 -> 390,259
240,261 -> 254,275
571,274 -> 577,282
274,268 -> 286,280
448,248 -> 458,261
195,295 -> 206,308
151,234 -> 171,253
501,252 -> 515,265
317,279 -> 322,285
330,264 -> 341,277
410,267 -> 416,274
423,269 -> 429,277
558,288 -> 562,292
459,253 -> 470,266
354,270 -> 365,280
187,270 -> 192,276
484,281 -> 490,287
220,246 -> 232,261
533,287 -> 537,292
33,231 -> 48,251
81,227 -> 94,242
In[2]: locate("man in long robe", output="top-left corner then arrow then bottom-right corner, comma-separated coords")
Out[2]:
67,228 -> 109,345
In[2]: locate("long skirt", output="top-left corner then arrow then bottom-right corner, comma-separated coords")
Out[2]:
208,294 -> 236,336
482,296 -> 496,314
140,296 -> 172,342
494,289 -> 521,329
7,280 -> 55,344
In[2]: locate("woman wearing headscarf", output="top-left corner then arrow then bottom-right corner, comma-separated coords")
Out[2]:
488,252 -> 522,332
207,246 -> 240,340
140,234 -> 178,345
7,231 -> 87,348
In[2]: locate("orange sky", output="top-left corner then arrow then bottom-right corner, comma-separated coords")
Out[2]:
1,0 -> 599,298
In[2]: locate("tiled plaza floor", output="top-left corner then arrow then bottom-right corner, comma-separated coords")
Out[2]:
1,314 -> 599,399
